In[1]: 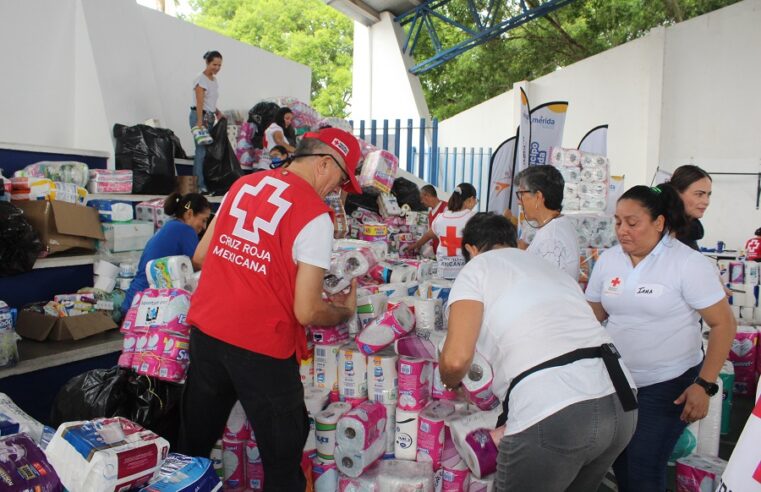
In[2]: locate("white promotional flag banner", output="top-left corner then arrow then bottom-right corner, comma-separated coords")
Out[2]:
516,88 -> 531,174
578,125 -> 608,156
528,102 -> 568,165
487,137 -> 516,214
716,394 -> 761,491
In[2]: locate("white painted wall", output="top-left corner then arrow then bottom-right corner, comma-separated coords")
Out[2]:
437,0 -> 761,249
350,12 -> 430,123
0,0 -> 311,157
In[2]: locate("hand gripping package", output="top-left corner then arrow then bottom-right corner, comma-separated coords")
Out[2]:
45,417 -> 169,492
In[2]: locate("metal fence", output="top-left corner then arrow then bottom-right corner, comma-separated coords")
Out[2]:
350,118 -> 493,210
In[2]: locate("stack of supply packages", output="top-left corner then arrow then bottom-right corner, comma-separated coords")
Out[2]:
719,259 -> 761,397
11,161 -> 89,203
347,208 -> 430,261
675,455 -> 728,492
88,198 -> 134,225
269,97 -> 321,137
550,148 -> 609,212
0,301 -> 19,369
119,287 -> 191,383
87,169 -> 133,194
146,255 -> 198,293
46,416 -> 169,491
359,149 -> 399,195
303,240 -> 502,487
137,198 -> 170,232
0,394 -> 60,491
212,402 -> 263,491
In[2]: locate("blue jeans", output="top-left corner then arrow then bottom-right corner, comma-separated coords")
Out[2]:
613,363 -> 701,492
495,393 -> 637,491
189,110 -> 215,191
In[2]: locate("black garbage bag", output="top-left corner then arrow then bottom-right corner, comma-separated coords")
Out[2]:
113,124 -> 178,194
345,191 -> 381,216
248,101 -> 280,149
392,177 -> 427,211
50,367 -> 183,446
0,202 -> 43,276
49,366 -> 132,428
203,119 -> 242,194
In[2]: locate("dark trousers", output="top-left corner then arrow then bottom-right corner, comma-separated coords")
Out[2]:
613,363 -> 701,492
177,327 -> 308,491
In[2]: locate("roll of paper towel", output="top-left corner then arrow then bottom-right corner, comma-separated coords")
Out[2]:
304,386 -> 330,452
335,400 -> 387,451
440,460 -> 472,491
696,377 -> 723,457
315,402 -> 352,460
384,403 -> 396,456
462,353 -> 500,411
414,298 -> 443,332
398,357 -> 433,411
432,363 -> 459,400
357,293 -> 388,329
395,407 -> 421,460
670,420 -> 701,463
356,303 -> 415,355
416,400 -> 456,469
719,361 -> 735,435
395,330 -> 445,361
447,408 -> 502,478
338,343 -> 368,400
314,343 -> 342,392
368,349 -> 398,404
335,435 -> 385,478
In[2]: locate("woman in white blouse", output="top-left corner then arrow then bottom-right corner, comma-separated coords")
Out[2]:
514,165 -> 580,280
585,184 -> 735,491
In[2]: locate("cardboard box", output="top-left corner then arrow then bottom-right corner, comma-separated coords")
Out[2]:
100,221 -> 154,253
16,200 -> 105,255
16,311 -> 117,341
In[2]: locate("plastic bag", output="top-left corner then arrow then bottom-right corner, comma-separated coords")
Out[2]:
203,119 -> 242,194
113,124 -> 182,194
0,202 -> 43,276
49,366 -> 132,428
50,367 -> 183,447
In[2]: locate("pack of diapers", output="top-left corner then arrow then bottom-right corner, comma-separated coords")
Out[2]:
0,433 -> 61,492
45,417 -> 169,492
0,393 -> 45,444
139,453 -> 222,492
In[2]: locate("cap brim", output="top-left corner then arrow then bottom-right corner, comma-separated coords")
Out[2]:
343,173 -> 362,195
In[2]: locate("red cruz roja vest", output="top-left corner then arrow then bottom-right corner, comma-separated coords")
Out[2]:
188,169 -> 331,360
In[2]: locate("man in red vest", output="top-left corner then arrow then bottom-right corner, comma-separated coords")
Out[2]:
178,128 -> 361,490
411,184 -> 446,253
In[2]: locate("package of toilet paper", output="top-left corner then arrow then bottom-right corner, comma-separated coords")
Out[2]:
675,454 -> 727,492
0,433 -> 61,492
336,401 -> 387,451
376,459 -> 435,491
139,453 -> 221,492
45,417 -> 169,492
146,256 -> 196,292
121,288 -> 191,336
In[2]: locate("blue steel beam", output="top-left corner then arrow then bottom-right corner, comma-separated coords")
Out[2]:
395,0 -> 578,75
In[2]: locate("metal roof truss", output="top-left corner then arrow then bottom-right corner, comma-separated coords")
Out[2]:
396,0 -> 577,74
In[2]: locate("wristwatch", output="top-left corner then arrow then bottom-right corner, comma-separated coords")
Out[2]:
694,377 -> 719,396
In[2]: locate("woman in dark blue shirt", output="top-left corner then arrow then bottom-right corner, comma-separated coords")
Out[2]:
121,192 -> 211,313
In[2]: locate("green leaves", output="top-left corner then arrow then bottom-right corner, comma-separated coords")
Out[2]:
189,0 -> 353,117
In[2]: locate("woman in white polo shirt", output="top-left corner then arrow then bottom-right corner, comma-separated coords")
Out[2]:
440,212 -> 637,492
514,165 -> 580,280
586,184 -> 736,492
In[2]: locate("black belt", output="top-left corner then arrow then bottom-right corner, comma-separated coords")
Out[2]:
190,107 -> 211,113
496,343 -> 638,427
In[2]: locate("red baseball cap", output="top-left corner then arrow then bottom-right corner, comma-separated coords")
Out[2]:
303,128 -> 362,194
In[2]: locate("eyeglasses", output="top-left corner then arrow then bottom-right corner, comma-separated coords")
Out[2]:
292,153 -> 351,187
515,190 -> 531,200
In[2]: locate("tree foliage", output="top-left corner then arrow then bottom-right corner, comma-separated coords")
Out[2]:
187,0 -> 740,120
414,0 -> 741,119
188,0 -> 353,117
